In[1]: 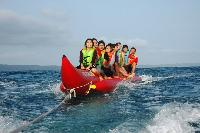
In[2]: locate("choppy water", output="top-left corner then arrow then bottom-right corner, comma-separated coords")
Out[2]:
0,66 -> 200,133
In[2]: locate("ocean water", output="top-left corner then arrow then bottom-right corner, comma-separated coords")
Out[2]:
0,66 -> 200,133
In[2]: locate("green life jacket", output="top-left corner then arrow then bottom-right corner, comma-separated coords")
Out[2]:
118,50 -> 129,66
124,51 -> 129,65
96,52 -> 105,67
119,52 -> 123,67
82,48 -> 95,67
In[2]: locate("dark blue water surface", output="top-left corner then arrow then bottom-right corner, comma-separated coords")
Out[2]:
0,66 -> 200,133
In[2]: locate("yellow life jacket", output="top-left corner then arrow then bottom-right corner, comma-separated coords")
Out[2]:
82,48 -> 95,67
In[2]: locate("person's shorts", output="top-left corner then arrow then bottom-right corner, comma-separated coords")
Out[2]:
77,64 -> 96,70
124,64 -> 132,74
76,65 -> 81,69
101,66 -> 114,77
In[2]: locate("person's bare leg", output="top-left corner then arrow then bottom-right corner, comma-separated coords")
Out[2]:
118,67 -> 129,77
127,63 -> 136,79
114,63 -> 120,77
91,68 -> 104,81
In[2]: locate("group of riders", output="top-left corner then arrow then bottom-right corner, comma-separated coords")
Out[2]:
77,38 -> 138,80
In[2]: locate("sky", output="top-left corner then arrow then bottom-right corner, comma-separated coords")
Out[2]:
0,0 -> 199,66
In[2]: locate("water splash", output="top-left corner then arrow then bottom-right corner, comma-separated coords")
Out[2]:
140,103 -> 200,133
0,81 -> 16,88
0,116 -> 27,133
140,75 -> 155,84
109,103 -> 200,133
48,82 -> 67,100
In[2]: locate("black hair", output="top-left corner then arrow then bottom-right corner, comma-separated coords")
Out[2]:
113,43 -> 117,47
84,38 -> 94,47
105,44 -> 113,51
107,43 -> 112,46
122,45 -> 128,49
131,47 -> 136,52
98,40 -> 105,46
92,38 -> 98,42
116,42 -> 121,46
107,43 -> 115,49
111,43 -> 116,49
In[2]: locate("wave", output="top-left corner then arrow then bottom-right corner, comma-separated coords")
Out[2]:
109,102 -> 200,133
0,81 -> 16,88
116,75 -> 158,90
0,116 -> 27,133
23,82 -> 62,96
140,75 -> 155,84
138,73 -> 196,85
140,102 -> 200,133
50,83 -> 63,96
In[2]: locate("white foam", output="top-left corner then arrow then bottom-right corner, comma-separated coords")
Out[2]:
48,83 -> 66,99
109,103 -> 200,133
25,83 -> 40,88
0,116 -> 27,133
117,80 -> 137,89
0,81 -> 16,88
29,82 -> 62,96
116,75 -> 156,89
139,73 -> 195,85
109,123 -> 133,133
140,103 -> 200,133
139,74 -> 173,84
140,75 -> 155,84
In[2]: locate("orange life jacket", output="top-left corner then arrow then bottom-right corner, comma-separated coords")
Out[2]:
128,54 -> 138,65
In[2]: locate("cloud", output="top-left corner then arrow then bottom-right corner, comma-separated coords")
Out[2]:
41,9 -> 69,22
0,9 -> 70,46
95,37 -> 148,48
125,38 -> 148,48
109,38 -> 149,49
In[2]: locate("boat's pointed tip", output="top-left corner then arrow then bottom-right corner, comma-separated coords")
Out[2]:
62,54 -> 66,58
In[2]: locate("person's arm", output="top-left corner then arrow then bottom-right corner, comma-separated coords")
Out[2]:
91,50 -> 97,66
103,52 -> 109,67
129,56 -> 138,78
80,50 -> 85,69
121,53 -> 125,66
131,62 -> 136,75
114,51 -> 118,63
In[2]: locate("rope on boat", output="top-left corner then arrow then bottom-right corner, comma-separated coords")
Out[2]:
63,81 -> 93,92
9,81 -> 93,133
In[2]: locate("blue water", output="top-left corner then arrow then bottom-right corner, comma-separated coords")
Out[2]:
0,66 -> 200,133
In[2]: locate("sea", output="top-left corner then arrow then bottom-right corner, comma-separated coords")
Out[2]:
0,66 -> 200,133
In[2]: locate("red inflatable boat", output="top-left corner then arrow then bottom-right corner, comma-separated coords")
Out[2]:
60,55 -> 142,96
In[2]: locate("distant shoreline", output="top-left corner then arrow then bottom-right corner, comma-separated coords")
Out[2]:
138,63 -> 200,68
0,64 -> 60,71
0,63 -> 199,71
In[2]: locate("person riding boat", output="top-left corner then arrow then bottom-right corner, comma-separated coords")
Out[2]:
113,42 -> 122,77
79,38 -> 103,80
118,45 -> 129,67
109,44 -> 116,69
125,47 -> 138,79
96,40 -> 106,69
101,44 -> 115,79
92,38 -> 102,60
124,47 -> 129,65
114,42 -> 122,64
115,45 -> 130,78
80,38 -> 97,70
115,44 -> 124,62
92,38 -> 99,49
